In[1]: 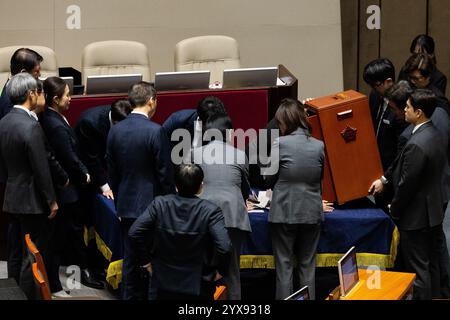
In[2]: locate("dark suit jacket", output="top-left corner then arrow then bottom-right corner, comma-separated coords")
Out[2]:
0,108 -> 56,214
128,194 -> 231,296
106,113 -> 175,219
369,91 -> 409,171
40,108 -> 89,204
390,122 -> 446,230
74,105 -> 111,189
162,109 -> 197,149
0,82 -> 13,120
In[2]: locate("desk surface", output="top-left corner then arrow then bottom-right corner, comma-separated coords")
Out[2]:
339,269 -> 415,300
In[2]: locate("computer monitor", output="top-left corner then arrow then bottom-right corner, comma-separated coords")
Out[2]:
222,67 -> 278,88
284,286 -> 310,300
60,76 -> 74,95
154,70 -> 210,91
337,246 -> 359,297
85,74 -> 142,94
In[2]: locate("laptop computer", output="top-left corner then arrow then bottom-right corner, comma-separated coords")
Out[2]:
222,67 -> 278,88
284,286 -> 310,300
85,74 -> 142,94
337,246 -> 359,297
154,70 -> 210,91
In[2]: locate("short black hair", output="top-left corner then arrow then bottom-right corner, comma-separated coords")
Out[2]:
175,164 -> 204,197
204,114 -> 233,142
110,99 -> 132,122
403,52 -> 435,79
43,77 -> 67,107
409,89 -> 437,119
10,48 -> 43,76
363,58 -> 396,86
196,96 -> 227,122
410,34 -> 436,63
385,80 -> 413,109
128,81 -> 156,108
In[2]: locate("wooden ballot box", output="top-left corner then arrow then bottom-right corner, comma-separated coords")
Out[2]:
306,90 -> 383,204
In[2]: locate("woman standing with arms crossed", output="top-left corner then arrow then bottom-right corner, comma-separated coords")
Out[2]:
264,98 -> 324,300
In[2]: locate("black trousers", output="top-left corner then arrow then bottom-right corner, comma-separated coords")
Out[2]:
47,201 -> 88,292
14,214 -> 53,300
400,225 -> 441,300
120,218 -> 149,300
6,214 -> 22,284
155,280 -> 216,300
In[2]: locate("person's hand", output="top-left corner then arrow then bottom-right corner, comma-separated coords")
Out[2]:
86,173 -> 91,184
63,178 -> 70,188
214,272 -> 223,281
322,200 -> 334,213
48,201 -> 58,219
103,189 -> 114,200
146,263 -> 153,274
302,97 -> 314,104
246,200 -> 258,211
368,179 -> 384,195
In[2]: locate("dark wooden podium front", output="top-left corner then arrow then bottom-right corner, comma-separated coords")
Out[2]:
65,64 -> 298,129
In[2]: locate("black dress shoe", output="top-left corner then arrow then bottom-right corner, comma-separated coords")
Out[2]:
81,269 -> 104,289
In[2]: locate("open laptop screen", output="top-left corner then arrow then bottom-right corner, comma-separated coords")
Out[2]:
85,74 -> 142,94
154,70 -> 210,91
338,246 -> 359,297
222,67 -> 278,88
284,286 -> 310,300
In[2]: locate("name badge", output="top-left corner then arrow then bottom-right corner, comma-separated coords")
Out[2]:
383,119 -> 390,125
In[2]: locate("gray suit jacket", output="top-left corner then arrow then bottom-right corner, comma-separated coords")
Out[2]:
264,128 -> 324,224
193,140 -> 251,232
0,108 -> 56,214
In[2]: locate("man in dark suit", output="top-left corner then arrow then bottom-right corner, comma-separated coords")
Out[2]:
363,58 -> 409,172
129,164 -> 231,300
107,81 -> 175,300
389,89 -> 446,299
0,48 -> 42,120
75,99 -> 131,199
162,96 -> 227,151
0,73 -> 58,299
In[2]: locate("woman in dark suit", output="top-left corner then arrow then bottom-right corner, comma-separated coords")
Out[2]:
264,98 -> 324,300
40,77 -> 103,295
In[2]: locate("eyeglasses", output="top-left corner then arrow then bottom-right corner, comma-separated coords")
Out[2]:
408,74 -> 425,82
371,82 -> 384,89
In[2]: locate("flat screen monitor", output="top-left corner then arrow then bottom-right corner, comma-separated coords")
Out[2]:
338,246 -> 359,297
222,67 -> 278,88
284,286 -> 310,300
154,70 -> 210,91
60,76 -> 74,95
85,74 -> 142,94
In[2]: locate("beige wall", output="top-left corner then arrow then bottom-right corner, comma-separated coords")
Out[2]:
0,0 -> 343,100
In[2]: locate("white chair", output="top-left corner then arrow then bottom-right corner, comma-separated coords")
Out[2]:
174,35 -> 240,84
0,45 -> 58,89
81,40 -> 151,86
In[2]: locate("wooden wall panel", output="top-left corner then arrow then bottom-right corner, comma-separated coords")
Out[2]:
380,0 -> 427,81
340,0 -> 359,90
358,0 -> 380,96
429,0 -> 450,96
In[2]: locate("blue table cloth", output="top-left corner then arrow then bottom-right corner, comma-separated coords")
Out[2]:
89,195 -> 399,289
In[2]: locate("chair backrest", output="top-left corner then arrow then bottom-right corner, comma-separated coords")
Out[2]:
174,35 -> 240,84
82,40 -> 151,86
214,285 -> 227,300
0,45 -> 58,90
32,262 -> 52,300
25,234 -> 50,296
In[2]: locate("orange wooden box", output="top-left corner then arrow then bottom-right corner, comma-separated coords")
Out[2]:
306,90 -> 383,204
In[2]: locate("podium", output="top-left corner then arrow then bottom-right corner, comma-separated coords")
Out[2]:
328,269 -> 415,300
306,90 -> 383,204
